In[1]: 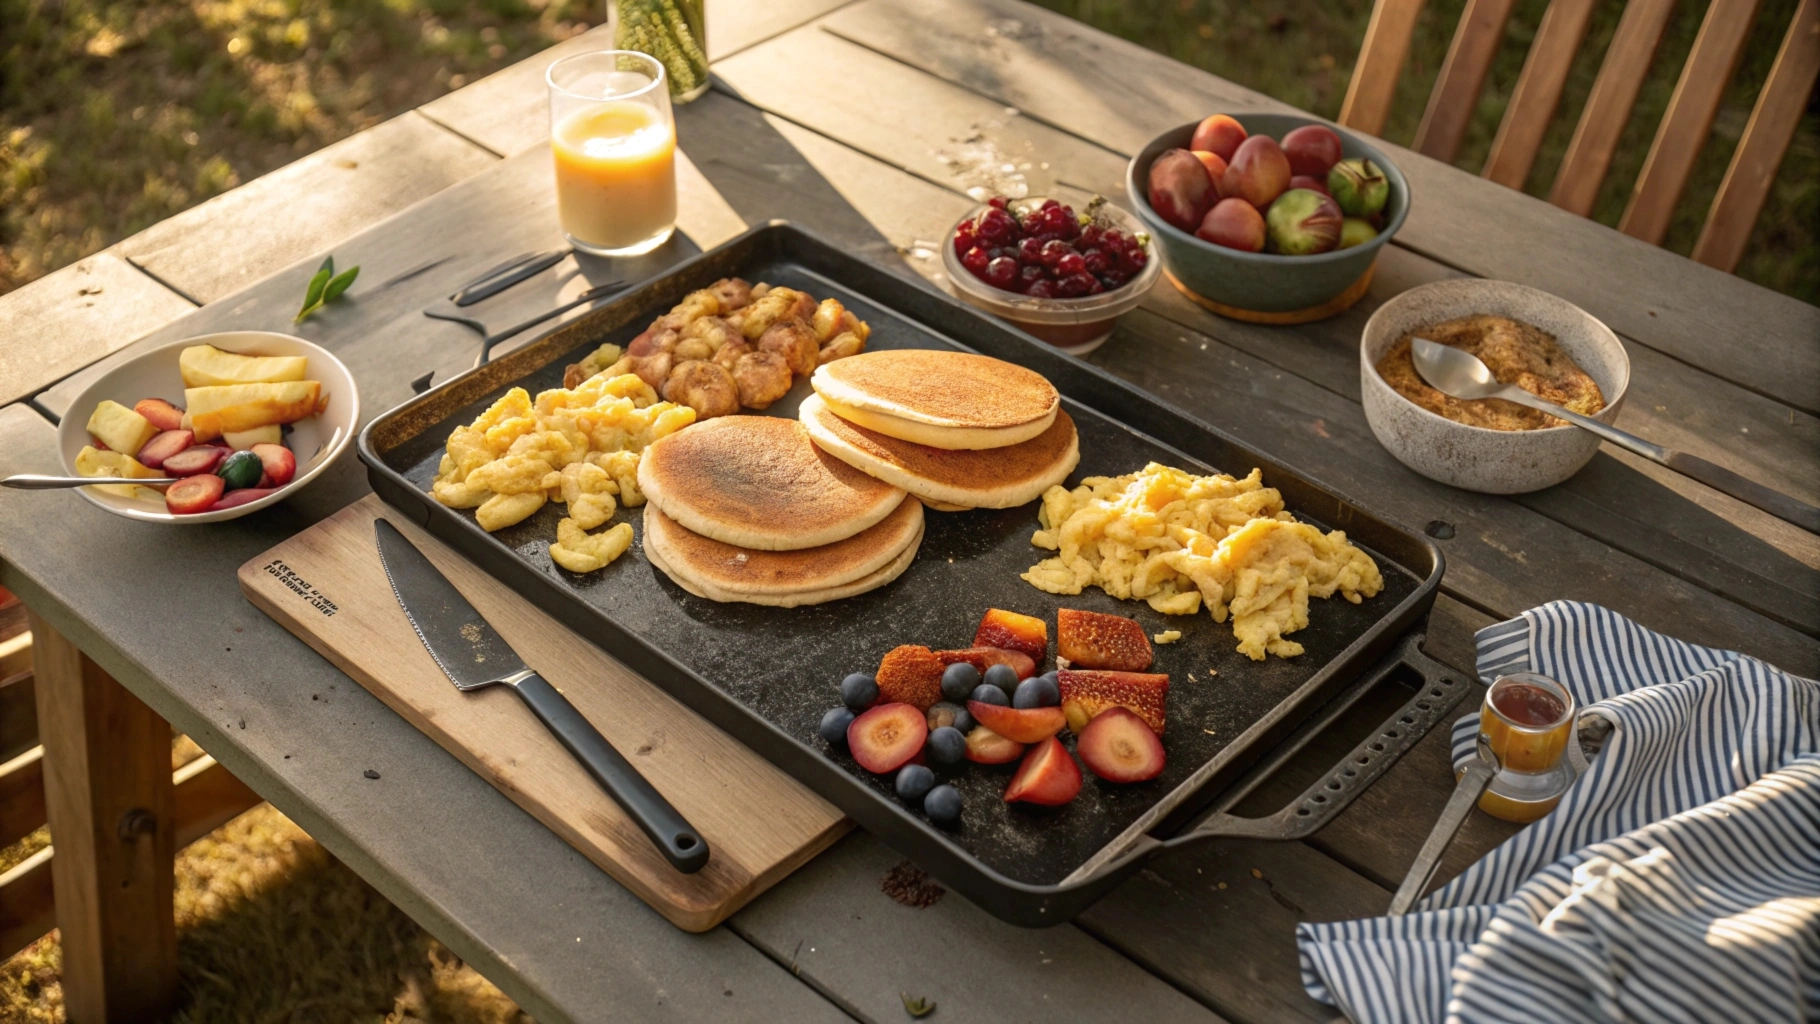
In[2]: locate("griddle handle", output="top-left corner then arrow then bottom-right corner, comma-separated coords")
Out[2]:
1174,637 -> 1468,845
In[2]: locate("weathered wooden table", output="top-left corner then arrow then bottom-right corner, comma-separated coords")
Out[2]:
2,1 -> 1815,1020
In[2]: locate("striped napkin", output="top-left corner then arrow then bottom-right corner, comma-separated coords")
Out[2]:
1295,601 -> 1820,1024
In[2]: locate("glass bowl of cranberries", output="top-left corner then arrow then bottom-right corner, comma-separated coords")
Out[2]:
942,195 -> 1160,355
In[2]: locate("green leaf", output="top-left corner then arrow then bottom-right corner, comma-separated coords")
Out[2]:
322,266 -> 359,303
299,267 -> 331,317
318,254 -> 335,277
900,993 -> 935,1018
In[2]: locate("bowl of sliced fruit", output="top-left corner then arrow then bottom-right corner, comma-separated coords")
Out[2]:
942,195 -> 1161,355
57,331 -> 358,522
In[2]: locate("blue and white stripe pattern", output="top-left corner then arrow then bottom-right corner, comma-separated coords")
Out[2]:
1295,601 -> 1820,1023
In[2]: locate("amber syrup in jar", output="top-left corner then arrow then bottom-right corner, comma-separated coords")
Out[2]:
1474,673 -> 1576,823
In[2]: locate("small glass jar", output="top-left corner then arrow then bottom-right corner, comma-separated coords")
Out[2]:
610,0 -> 709,103
1474,672 -> 1576,823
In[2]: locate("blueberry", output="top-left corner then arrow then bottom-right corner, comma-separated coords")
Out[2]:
1013,674 -> 1061,709
896,764 -> 936,806
819,706 -> 855,746
970,683 -> 1009,707
926,726 -> 967,765
940,662 -> 982,703
840,672 -> 879,711
952,706 -> 975,733
983,663 -> 1020,693
923,784 -> 963,826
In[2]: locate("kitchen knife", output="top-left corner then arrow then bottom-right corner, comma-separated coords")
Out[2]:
373,518 -> 709,873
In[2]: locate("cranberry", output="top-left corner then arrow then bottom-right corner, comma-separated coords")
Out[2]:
1121,247 -> 1149,272
1101,229 -> 1125,252
984,255 -> 1019,290
1055,273 -> 1089,298
1039,239 -> 1073,266
1026,279 -> 1056,299
1018,263 -> 1046,288
1101,267 -> 1130,289
961,246 -> 990,274
987,196 -> 1009,210
1056,251 -> 1086,277
1082,248 -> 1110,275
1040,198 -> 1061,212
1017,237 -> 1045,263
953,222 -> 978,254
978,207 -> 1015,245
1078,224 -> 1103,249
1082,276 -> 1105,295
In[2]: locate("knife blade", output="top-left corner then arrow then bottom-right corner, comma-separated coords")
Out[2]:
374,518 -> 709,873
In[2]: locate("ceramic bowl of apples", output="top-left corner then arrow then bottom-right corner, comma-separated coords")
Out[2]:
57,331 -> 358,523
1126,113 -> 1409,317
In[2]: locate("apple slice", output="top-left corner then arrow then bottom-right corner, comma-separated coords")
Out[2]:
250,442 -> 296,486
935,646 -> 1036,681
846,703 -> 927,774
135,429 -> 194,470
967,700 -> 1066,744
1077,707 -> 1166,782
133,398 -> 185,433
973,608 -> 1047,662
964,725 -> 1024,765
1059,670 -> 1169,734
1003,737 -> 1082,806
875,644 -> 946,711
1057,608 -> 1154,671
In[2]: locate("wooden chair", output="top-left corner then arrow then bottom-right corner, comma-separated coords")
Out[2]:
1338,0 -> 1819,273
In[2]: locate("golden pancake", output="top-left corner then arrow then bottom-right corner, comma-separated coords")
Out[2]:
811,350 -> 1059,449
637,415 -> 905,550
644,504 -> 923,607
800,394 -> 1079,509
643,493 -> 922,595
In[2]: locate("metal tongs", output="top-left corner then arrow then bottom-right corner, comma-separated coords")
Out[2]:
1388,735 -> 1499,915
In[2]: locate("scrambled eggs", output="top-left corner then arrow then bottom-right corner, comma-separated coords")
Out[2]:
1022,463 -> 1383,660
430,371 -> 695,572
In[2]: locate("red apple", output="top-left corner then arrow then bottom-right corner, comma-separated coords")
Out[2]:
1290,174 -> 1331,197
1003,737 -> 1083,806
1222,135 -> 1291,209
1146,148 -> 1216,233
1189,114 -> 1247,162
1195,198 -> 1266,252
1282,124 -> 1343,178
1192,151 -> 1228,195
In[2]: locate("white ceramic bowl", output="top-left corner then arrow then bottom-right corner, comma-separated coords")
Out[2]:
57,331 -> 359,523
1360,280 -> 1630,493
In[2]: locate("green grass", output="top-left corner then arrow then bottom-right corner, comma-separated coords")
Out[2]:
1033,0 -> 1819,305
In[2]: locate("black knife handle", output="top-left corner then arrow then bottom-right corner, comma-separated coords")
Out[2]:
509,673 -> 710,873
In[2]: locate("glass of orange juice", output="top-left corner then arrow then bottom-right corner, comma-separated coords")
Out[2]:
547,51 -> 677,256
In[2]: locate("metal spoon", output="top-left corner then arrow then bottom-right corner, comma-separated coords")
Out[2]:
1388,735 -> 1499,915
1411,337 -> 1820,534
3,475 -> 178,489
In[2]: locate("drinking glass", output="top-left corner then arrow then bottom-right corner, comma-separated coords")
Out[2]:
546,51 -> 676,257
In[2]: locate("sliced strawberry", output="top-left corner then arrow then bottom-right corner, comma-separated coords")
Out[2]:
135,429 -> 194,470
934,646 -> 1036,681
1077,707 -> 1166,782
846,703 -> 927,774
161,445 -> 227,477
1003,737 -> 1082,806
967,700 -> 1066,744
134,398 -> 184,432
973,608 -> 1048,662
875,644 -> 945,711
164,474 -> 224,515
208,487 -> 279,511
1058,608 -> 1154,671
1059,669 -> 1170,734
964,725 -> 1024,764
250,442 -> 295,486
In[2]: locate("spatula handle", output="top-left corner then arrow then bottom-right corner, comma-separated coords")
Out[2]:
510,672 -> 710,873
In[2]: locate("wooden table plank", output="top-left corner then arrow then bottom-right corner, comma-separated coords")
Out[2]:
0,253 -> 194,408
731,832 -> 1227,1023
708,0 -> 858,60
820,0 -> 1820,415
418,25 -> 618,157
115,112 -> 496,305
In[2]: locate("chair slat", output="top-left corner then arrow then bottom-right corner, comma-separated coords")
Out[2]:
1415,0 -> 1520,162
1483,0 -> 1600,189
1340,0 -> 1429,137
1692,0 -> 1820,271
1549,0 -> 1677,216
1619,0 -> 1763,243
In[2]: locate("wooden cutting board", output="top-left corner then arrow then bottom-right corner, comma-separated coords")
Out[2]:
239,495 -> 849,932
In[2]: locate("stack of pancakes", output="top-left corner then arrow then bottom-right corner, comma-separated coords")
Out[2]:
801,350 -> 1079,511
637,416 -> 924,606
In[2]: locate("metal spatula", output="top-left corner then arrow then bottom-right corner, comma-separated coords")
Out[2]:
1388,735 -> 1498,915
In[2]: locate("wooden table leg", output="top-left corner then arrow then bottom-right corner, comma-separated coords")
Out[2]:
27,609 -> 177,1023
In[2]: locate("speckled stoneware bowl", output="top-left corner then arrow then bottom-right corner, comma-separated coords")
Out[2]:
1126,113 -> 1409,317
1361,279 -> 1630,493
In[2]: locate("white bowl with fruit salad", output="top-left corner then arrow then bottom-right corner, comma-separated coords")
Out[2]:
942,195 -> 1161,355
58,331 -> 358,523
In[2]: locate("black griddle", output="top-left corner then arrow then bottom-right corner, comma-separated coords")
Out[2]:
359,223 -> 1467,925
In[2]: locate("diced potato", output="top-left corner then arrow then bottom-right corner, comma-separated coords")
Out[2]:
179,345 -> 308,387
183,381 -> 321,441
85,400 -> 158,457
223,424 -> 283,450
74,446 -> 161,500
